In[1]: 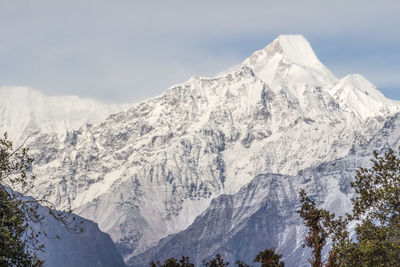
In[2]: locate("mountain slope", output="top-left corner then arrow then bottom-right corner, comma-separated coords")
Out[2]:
327,74 -> 400,120
12,35 -> 400,264
0,86 -> 128,144
38,208 -> 126,267
132,112 -> 400,266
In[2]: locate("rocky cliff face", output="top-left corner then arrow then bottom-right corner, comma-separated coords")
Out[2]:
131,112 -> 400,266
4,35 -> 400,265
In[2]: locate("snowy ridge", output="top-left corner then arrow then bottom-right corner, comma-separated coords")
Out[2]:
0,86 -> 129,143
4,35 -> 400,265
327,74 -> 400,120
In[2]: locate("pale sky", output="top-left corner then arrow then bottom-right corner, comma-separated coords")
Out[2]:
1,0 -> 399,103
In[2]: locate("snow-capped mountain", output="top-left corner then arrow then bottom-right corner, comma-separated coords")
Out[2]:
240,35 -> 337,87
132,112 -> 400,266
0,86 -> 129,144
327,74 -> 400,120
4,35 -> 400,265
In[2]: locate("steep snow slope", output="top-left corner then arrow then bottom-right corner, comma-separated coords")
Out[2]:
240,35 -> 337,88
0,86 -> 128,143
16,35 -> 400,263
327,74 -> 400,120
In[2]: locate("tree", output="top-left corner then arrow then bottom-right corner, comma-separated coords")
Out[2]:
253,248 -> 284,267
0,185 -> 43,266
150,255 -> 194,267
297,189 -> 329,267
334,149 -> 400,266
203,254 -> 229,267
0,133 -> 82,265
299,148 -> 400,266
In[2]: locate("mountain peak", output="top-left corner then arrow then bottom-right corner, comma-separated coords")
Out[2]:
242,35 -> 337,87
274,35 -> 321,67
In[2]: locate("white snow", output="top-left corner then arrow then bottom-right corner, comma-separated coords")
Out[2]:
276,35 -> 322,67
327,74 -> 400,120
0,86 -> 129,144
72,169 -> 124,209
3,35 -> 400,262
241,34 -> 337,89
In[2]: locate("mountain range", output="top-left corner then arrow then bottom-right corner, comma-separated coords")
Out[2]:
2,35 -> 400,266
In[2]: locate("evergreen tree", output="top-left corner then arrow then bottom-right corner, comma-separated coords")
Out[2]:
299,148 -> 400,266
203,254 -> 229,267
0,185 -> 43,266
334,149 -> 400,265
0,133 -> 82,265
254,248 -> 284,267
297,189 -> 329,267
150,255 -> 194,267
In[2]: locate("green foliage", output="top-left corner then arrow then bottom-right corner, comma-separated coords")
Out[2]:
337,218 -> 400,266
334,149 -> 400,266
150,255 -> 194,267
0,133 -> 82,266
0,185 -> 43,266
203,254 -> 229,267
352,149 -> 400,222
0,133 -> 44,266
152,250 -> 286,267
297,189 -> 328,267
253,248 -> 284,267
299,148 -> 400,266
